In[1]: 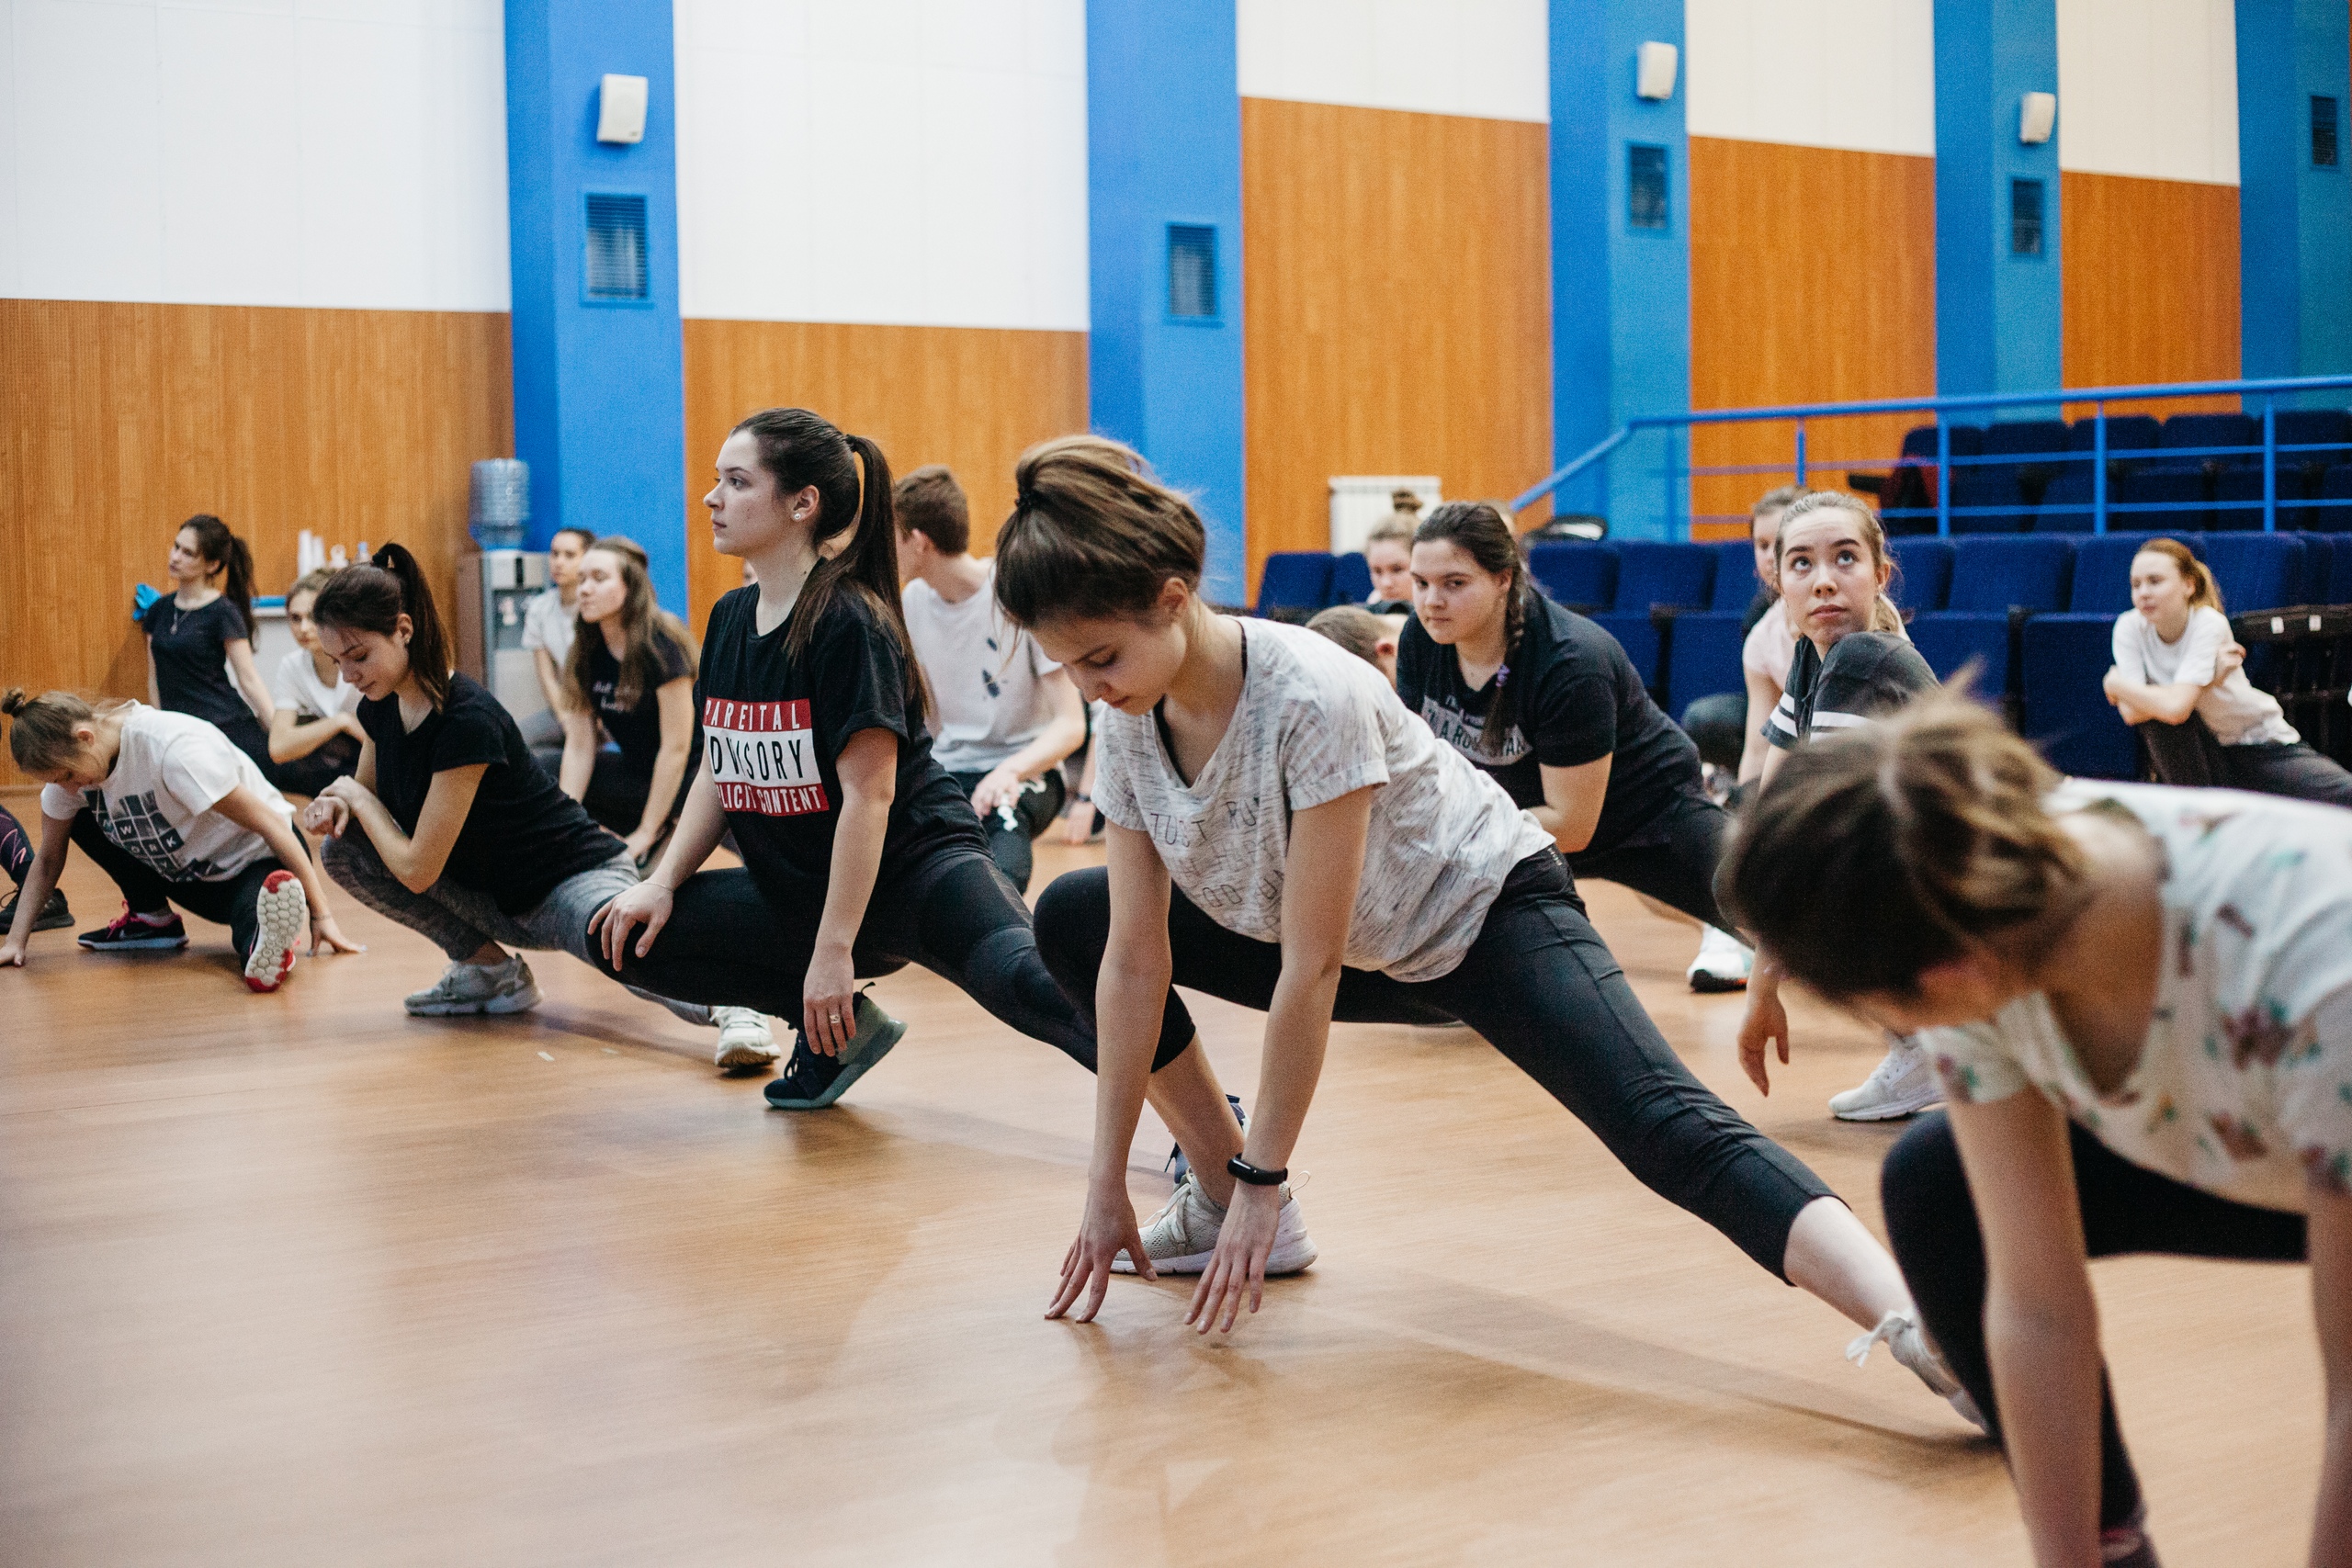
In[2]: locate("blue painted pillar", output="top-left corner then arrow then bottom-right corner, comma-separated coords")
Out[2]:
504,0 -> 688,612
2236,0 -> 2352,395
1086,1 -> 1247,604
1934,0 -> 2063,396
1548,0 -> 1690,540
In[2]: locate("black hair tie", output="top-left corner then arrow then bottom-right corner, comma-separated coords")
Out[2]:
1016,489 -> 1043,514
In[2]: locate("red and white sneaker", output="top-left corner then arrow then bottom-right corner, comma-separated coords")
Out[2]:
243,871 -> 308,992
78,905 -> 189,951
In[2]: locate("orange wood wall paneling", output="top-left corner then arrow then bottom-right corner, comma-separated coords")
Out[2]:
1687,137 -> 1939,537
2061,171 -> 2240,417
1240,98 -> 1552,592
679,321 -> 1088,630
0,299 -> 512,784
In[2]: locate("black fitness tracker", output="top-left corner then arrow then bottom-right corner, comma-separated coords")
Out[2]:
1226,1156 -> 1287,1187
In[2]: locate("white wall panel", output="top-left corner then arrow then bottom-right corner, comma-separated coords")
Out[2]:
2057,0 -> 2238,184
1,0 -> 510,310
1685,0 -> 1935,155
1235,0 -> 1549,123
673,0 -> 1090,331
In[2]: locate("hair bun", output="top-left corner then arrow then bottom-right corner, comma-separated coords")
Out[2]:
0,687 -> 28,717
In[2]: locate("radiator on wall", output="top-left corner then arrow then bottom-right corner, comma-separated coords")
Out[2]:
1329,475 -> 1442,554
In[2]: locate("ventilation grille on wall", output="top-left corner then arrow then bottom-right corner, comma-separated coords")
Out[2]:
2315,96 -> 2341,168
1627,144 -> 1668,230
584,193 -> 650,301
1168,224 -> 1217,319
2010,178 -> 2044,255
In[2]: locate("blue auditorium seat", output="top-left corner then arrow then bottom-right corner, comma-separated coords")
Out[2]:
1888,537 -> 1954,612
1706,540 -> 1761,612
2314,466 -> 2352,532
1591,613 -> 1662,693
2160,412 -> 2258,462
1949,468 -> 2035,533
1909,615 -> 2012,691
1329,552 -> 1374,605
2021,615 -> 2140,779
2276,410 -> 2352,475
2064,414 -> 2163,457
1527,542 -> 1618,610
2112,465 -> 2211,531
2301,536 -> 2334,604
1885,424 -> 1984,534
2211,465 -> 2312,532
2034,467 -> 2096,531
1666,612 -> 1747,719
1612,541 -> 1714,611
2326,532 -> 2352,604
2066,533 -> 2193,615
2201,534 -> 2306,614
1945,536 -> 2075,612
1256,552 -> 1333,615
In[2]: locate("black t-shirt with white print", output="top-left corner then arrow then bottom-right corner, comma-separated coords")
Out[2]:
1763,631 -> 1939,749
580,630 -> 699,780
1394,592 -> 1704,855
695,585 -> 981,905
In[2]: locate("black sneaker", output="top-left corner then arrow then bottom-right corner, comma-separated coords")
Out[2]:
78,904 -> 188,951
763,990 -> 909,1111
1167,1093 -> 1247,1184
0,887 -> 73,933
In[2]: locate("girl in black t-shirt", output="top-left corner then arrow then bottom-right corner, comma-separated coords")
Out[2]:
301,547 -> 775,1067
144,513 -> 280,781
559,536 -> 700,870
1393,502 -> 1753,992
591,410 -> 1130,1111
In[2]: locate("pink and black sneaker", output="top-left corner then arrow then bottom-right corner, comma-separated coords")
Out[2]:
78,905 -> 188,952
243,871 -> 308,992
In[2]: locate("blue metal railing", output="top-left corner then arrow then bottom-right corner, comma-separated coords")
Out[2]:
1511,373 -> 2352,537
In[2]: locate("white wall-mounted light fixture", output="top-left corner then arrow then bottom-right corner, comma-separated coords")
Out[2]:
597,73 -> 649,144
2018,91 -> 2057,145
1636,41 -> 1679,101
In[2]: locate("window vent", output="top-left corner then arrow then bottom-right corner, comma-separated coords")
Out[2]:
1168,224 -> 1217,319
584,193 -> 650,301
2010,178 -> 2044,255
2314,96 -> 2341,168
1627,144 -> 1668,230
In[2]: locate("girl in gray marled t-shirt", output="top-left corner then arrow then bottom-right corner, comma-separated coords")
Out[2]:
1092,619 -> 1550,982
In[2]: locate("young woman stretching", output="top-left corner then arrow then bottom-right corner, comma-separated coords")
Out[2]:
559,536 -> 701,871
144,514 -> 280,782
1000,437 -> 1972,1411
1393,502 -> 1751,993
1724,694 -> 2352,1568
589,411 -> 1220,1122
0,689 -> 354,987
266,568 -> 367,797
2105,537 -> 2352,806
1740,491 -> 1944,1125
301,547 -> 775,1068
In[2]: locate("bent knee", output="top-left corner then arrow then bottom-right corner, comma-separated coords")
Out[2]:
1880,1111 -> 1970,1250
1031,868 -> 1109,978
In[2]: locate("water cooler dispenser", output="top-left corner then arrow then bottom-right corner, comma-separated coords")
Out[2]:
456,458 -> 550,723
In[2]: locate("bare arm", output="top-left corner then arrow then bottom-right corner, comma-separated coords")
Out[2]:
209,784 -> 362,953
0,812 -> 75,965
2100,667 -> 2201,727
269,705 -> 364,763
801,728 -> 897,1056
531,648 -> 569,720
2312,1190 -> 2352,1568
225,637 -> 275,724
319,765 -> 487,893
970,671 -> 1089,816
1532,755 -> 1611,856
1948,1089 -> 2104,1568
1736,667 -> 1781,786
628,679 -> 696,850
557,705 -> 599,800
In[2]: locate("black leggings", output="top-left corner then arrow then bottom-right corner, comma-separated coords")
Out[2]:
578,750 -> 685,840
1034,851 -> 1833,1278
605,846 -> 1170,1074
1569,790 -> 1732,931
1883,1111 -> 2307,1529
267,731 -> 363,798
1,803 -> 32,886
948,768 -> 1067,893
68,810 -> 296,961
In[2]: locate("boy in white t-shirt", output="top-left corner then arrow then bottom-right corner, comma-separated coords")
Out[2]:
1,692 -> 359,990
892,466 -> 1086,891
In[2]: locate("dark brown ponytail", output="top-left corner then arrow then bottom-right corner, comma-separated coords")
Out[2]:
731,409 -> 925,731
311,542 -> 452,709
1414,501 -> 1532,743
180,513 -> 258,637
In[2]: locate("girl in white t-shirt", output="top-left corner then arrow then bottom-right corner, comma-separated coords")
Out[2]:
0,690 -> 359,987
995,436 -> 1973,1423
266,568 -> 367,797
1724,693 -> 2352,1568
2103,537 -> 2352,806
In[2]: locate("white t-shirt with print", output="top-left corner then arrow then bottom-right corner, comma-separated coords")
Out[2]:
1922,779 -> 2352,1213
902,561 -> 1062,774
1093,618 -> 1555,983
272,647 -> 358,722
39,705 -> 293,882
1741,598 -> 1796,690
521,588 -> 576,665
2110,604 -> 2298,748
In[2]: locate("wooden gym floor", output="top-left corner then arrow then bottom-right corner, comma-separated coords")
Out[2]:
0,792 -> 2322,1566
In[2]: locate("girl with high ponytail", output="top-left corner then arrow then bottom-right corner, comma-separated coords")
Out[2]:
143,513 -> 281,782
592,410 -> 1112,1110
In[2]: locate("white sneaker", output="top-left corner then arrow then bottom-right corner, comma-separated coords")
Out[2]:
243,870 -> 308,993
403,955 -> 541,1017
1828,1037 -> 1943,1121
1111,1171 -> 1318,1277
711,1006 -> 779,1068
1686,924 -> 1753,992
1848,1309 -> 1989,1433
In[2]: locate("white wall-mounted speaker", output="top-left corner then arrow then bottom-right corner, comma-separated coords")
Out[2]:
597,73 -> 649,145
1636,41 -> 1679,101
2018,91 -> 2057,145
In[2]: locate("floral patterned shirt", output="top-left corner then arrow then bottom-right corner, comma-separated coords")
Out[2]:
1923,781 -> 2352,1213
